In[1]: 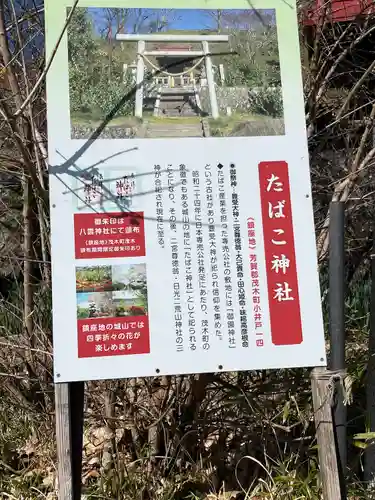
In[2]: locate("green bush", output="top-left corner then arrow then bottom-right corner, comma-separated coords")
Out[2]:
68,7 -> 135,119
248,86 -> 283,117
80,77 -> 135,118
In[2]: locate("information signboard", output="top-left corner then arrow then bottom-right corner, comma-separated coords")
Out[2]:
45,0 -> 326,382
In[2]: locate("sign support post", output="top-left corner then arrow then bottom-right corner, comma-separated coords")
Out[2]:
55,382 -> 84,500
311,367 -> 343,500
365,219 -> 375,487
329,201 -> 347,487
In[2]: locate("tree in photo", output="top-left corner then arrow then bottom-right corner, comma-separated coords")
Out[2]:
220,9 -> 283,117
68,7 -> 135,124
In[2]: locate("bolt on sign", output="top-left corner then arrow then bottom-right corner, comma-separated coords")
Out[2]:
46,0 -> 326,383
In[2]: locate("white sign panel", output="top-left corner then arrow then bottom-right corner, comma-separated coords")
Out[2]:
46,0 -> 326,382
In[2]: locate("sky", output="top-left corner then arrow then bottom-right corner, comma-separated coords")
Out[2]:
87,8 -> 276,35
172,9 -> 276,30
77,292 -> 111,308
77,293 -> 94,308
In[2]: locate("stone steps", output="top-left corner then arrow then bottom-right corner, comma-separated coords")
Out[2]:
146,122 -> 203,138
157,87 -> 199,118
161,110 -> 197,117
160,87 -> 195,94
147,130 -> 203,138
160,102 -> 195,109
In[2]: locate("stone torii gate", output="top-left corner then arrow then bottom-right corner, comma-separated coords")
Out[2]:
116,34 -> 229,120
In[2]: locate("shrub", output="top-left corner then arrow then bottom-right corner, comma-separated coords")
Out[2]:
83,78 -> 135,118
68,7 -> 135,119
248,86 -> 284,117
128,305 -> 146,316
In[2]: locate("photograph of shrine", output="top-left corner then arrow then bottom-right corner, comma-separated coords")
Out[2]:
68,8 -> 284,139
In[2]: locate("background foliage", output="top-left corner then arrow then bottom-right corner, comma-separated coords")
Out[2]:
68,7 -> 135,119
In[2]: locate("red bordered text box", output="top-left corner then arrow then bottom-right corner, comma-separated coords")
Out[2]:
77,315 -> 150,358
258,161 -> 303,345
74,212 -> 145,259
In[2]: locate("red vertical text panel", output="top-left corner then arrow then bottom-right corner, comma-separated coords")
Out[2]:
258,161 -> 303,345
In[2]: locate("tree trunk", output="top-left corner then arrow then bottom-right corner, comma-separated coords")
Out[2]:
23,174 -> 35,361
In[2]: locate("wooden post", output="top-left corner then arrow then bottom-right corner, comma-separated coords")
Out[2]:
219,63 -> 225,84
202,41 -> 219,119
311,367 -> 344,500
55,382 -> 85,500
194,84 -> 202,115
135,40 -> 145,118
154,88 -> 162,117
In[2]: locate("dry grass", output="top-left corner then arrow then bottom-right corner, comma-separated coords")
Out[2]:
208,115 -> 285,137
